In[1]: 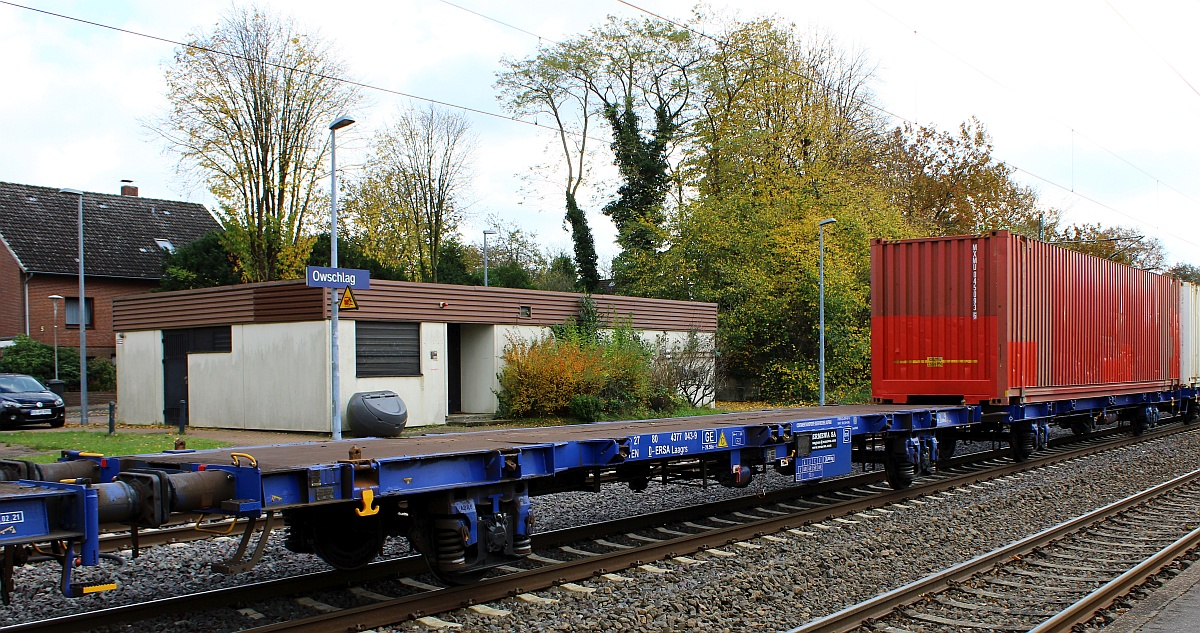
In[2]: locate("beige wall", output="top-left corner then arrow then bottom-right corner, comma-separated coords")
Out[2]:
349,321 -> 448,427
114,330 -> 164,424
459,324 -> 497,413
189,321 -> 329,432
116,319 -> 715,432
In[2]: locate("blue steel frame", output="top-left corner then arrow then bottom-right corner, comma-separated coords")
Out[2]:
2,392 -> 1193,599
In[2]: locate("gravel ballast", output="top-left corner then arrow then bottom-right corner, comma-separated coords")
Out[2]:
390,431 -> 1200,632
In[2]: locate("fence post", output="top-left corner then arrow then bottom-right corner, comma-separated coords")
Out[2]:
108,401 -> 116,435
179,399 -> 187,435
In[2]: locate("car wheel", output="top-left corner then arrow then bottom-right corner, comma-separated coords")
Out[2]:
49,418 -> 65,429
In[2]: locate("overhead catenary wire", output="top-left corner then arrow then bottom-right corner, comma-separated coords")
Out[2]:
0,1 -> 594,143
860,0 -> 1200,240
1104,0 -> 1200,101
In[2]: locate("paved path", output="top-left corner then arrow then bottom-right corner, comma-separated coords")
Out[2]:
1105,558 -> 1200,633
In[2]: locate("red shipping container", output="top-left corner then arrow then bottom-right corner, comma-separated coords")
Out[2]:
871,231 -> 1180,405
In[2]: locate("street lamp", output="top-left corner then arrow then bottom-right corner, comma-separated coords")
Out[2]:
483,229 -> 498,286
60,188 -> 88,425
328,115 -> 354,441
48,295 -> 63,380
818,217 -> 837,407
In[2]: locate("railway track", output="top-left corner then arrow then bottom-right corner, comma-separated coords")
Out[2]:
790,465 -> 1200,633
8,421 -> 1190,633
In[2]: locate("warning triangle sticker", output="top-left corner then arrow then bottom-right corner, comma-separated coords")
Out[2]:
338,287 -> 359,310
717,431 -> 728,448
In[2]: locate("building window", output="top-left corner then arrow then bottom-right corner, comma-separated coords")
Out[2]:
190,326 -> 232,353
519,305 -> 532,318
356,322 -> 420,377
65,297 -> 94,330
155,238 -> 175,252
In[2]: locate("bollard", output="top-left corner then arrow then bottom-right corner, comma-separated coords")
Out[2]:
108,401 -> 116,435
179,399 -> 187,435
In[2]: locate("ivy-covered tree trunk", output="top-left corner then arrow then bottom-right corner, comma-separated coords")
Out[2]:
565,192 -> 600,292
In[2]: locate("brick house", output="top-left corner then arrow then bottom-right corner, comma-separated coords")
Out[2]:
0,181 -> 221,360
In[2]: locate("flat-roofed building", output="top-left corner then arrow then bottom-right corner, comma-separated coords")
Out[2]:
112,279 -> 718,432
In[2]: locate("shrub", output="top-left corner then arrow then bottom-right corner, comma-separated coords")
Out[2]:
0,335 -> 80,387
88,358 -> 117,391
650,330 -> 719,408
568,394 -> 603,422
497,333 -> 599,418
497,304 -> 658,420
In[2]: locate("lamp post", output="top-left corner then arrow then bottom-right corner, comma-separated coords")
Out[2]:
48,295 -> 63,380
60,188 -> 87,425
328,115 -> 354,441
483,229 -> 497,286
818,217 -> 837,407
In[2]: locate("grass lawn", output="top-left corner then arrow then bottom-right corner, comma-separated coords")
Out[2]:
0,431 -> 232,463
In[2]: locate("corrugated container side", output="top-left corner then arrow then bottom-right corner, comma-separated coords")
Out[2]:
1009,238 -> 1179,400
1183,282 -> 1200,387
873,231 -> 1179,404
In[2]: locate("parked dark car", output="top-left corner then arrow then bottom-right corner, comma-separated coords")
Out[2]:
0,374 -> 66,429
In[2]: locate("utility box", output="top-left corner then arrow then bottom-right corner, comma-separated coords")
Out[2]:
347,391 -> 408,437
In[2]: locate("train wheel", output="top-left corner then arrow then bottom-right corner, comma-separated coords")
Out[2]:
883,438 -> 915,490
311,514 -> 384,571
936,434 -> 957,461
1009,423 -> 1035,462
1130,407 -> 1154,436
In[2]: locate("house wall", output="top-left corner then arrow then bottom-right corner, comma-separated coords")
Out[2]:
111,285 -> 718,431
114,330 -> 164,424
188,321 -> 329,432
19,274 -> 156,359
0,241 -> 23,344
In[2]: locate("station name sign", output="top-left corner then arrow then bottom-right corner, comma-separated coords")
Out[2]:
305,266 -> 371,289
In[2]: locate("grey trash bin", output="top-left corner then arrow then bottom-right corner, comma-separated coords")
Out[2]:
347,391 -> 408,438
46,380 -> 66,398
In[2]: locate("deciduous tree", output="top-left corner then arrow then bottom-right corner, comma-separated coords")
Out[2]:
497,48 -> 601,291
159,231 -> 240,291
890,118 -> 1057,236
153,6 -> 360,281
346,105 -> 475,282
1054,223 -> 1167,271
1167,262 -> 1200,284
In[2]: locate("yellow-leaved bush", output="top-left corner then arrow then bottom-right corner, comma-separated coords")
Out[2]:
496,317 -> 655,420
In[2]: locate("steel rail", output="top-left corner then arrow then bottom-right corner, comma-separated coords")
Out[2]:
786,467 -> 1200,633
1028,524 -> 1200,632
240,426 -> 1199,633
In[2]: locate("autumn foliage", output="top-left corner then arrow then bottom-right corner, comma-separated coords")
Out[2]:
497,299 -> 664,420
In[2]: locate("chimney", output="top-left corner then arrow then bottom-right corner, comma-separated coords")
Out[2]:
120,179 -> 138,197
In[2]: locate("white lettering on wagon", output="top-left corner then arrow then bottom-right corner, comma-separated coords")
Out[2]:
0,511 -> 24,524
